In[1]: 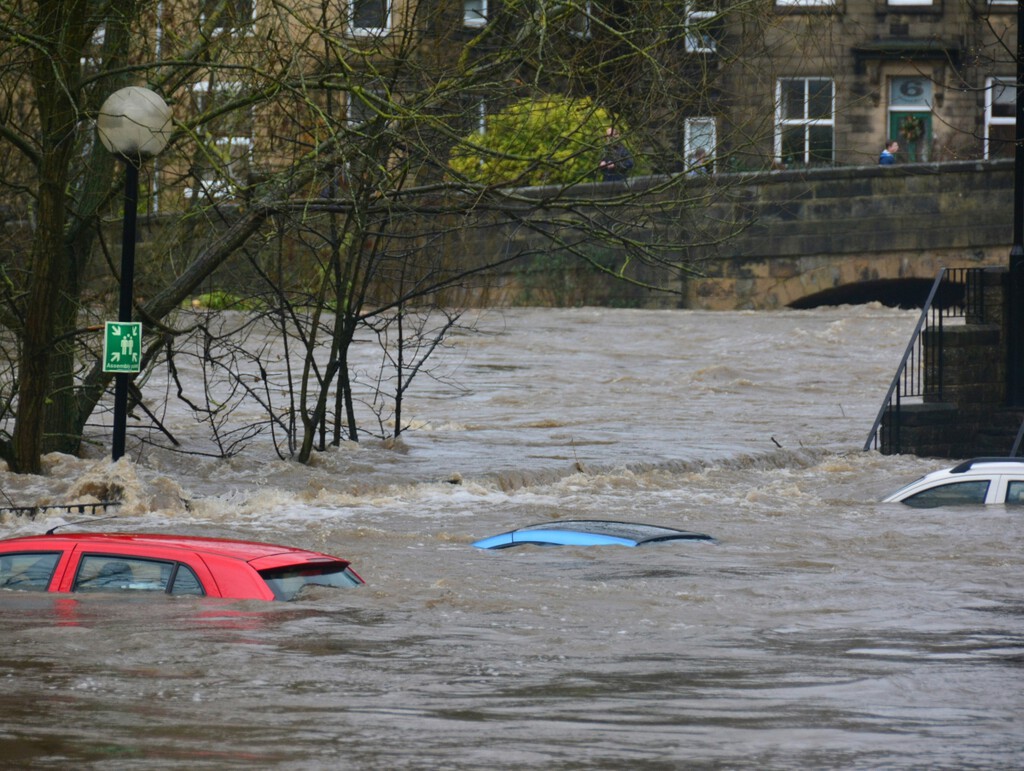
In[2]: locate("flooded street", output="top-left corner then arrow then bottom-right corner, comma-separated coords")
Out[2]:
1,306 -> 1022,769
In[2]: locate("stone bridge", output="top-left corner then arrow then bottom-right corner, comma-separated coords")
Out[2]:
677,159 -> 1013,310
106,159 -> 1015,313
464,159 -> 1013,311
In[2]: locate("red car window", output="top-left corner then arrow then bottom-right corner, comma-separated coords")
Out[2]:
0,552 -> 61,591
168,563 -> 205,596
73,554 -> 205,596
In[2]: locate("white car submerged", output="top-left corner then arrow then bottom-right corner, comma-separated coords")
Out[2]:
884,457 -> 1024,507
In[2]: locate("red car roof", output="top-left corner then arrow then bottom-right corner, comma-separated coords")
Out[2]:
0,533 -> 344,568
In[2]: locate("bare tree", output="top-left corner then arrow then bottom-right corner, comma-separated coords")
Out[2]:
0,0 -> 796,471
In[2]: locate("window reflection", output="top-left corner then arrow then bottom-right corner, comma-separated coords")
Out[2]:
1004,480 -> 1024,505
903,480 -> 989,508
73,555 -> 205,595
0,552 -> 60,591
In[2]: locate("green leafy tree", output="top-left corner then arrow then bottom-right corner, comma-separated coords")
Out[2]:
449,95 -> 624,186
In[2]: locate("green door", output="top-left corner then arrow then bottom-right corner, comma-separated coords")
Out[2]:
889,111 -> 931,162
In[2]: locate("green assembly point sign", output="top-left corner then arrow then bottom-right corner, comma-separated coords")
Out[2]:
103,321 -> 142,373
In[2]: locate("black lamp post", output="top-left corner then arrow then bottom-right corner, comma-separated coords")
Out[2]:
96,87 -> 172,461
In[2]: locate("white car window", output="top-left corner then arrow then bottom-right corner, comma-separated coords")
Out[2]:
902,480 -> 989,508
1004,480 -> 1024,504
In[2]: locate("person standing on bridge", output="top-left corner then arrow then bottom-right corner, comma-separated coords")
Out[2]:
600,127 -> 634,182
879,139 -> 899,165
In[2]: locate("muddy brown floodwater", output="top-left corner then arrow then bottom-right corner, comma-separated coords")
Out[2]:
1,306 -> 1021,769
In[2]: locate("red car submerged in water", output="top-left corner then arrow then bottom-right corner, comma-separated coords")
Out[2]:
0,533 -> 363,601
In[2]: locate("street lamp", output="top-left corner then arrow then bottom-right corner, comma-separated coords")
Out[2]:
96,86 -> 173,461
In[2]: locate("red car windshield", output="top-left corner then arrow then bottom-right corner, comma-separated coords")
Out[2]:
258,564 -> 363,601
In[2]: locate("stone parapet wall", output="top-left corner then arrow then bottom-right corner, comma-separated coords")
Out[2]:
452,159 -> 1016,310
54,159 -> 1016,312
687,160 -> 1014,309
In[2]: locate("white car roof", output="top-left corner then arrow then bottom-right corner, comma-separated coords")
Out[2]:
884,457 -> 1024,503
945,457 -> 1024,473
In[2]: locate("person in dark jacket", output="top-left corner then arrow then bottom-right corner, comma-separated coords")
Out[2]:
600,127 -> 634,182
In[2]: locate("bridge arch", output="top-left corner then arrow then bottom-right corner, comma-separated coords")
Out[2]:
682,160 -> 1012,310
769,254 -> 971,309
787,276 -> 963,309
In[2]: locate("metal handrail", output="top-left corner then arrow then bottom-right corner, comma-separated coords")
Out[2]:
863,268 -> 980,452
0,501 -> 121,520
1012,418 -> 1024,457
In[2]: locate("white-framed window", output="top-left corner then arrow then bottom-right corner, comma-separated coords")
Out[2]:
199,0 -> 256,35
776,77 -> 834,166
569,0 -> 592,39
187,80 -> 254,201
985,76 -> 1016,160
685,1 -> 717,54
684,117 -> 716,173
349,0 -> 390,36
464,0 -> 486,27
887,0 -> 933,5
468,97 -> 486,135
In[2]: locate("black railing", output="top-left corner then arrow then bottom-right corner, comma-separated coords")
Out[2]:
1013,418 -> 1024,457
864,267 -> 984,453
0,500 -> 121,520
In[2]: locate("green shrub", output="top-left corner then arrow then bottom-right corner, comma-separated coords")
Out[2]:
449,95 -> 628,186
189,291 -> 254,310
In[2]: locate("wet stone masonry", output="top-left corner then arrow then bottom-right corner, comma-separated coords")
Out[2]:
682,159 -> 1014,310
453,159 -> 1017,310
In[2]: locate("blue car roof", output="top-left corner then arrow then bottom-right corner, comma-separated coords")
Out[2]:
472,519 -> 715,549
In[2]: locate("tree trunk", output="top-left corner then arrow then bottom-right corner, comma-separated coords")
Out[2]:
10,156 -> 68,473
10,0 -> 88,472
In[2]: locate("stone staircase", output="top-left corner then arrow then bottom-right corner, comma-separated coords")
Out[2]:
878,267 -> 1024,458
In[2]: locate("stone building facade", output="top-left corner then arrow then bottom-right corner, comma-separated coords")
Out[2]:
704,0 -> 1018,170
126,1 -> 1023,199
840,0 -> 1017,163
